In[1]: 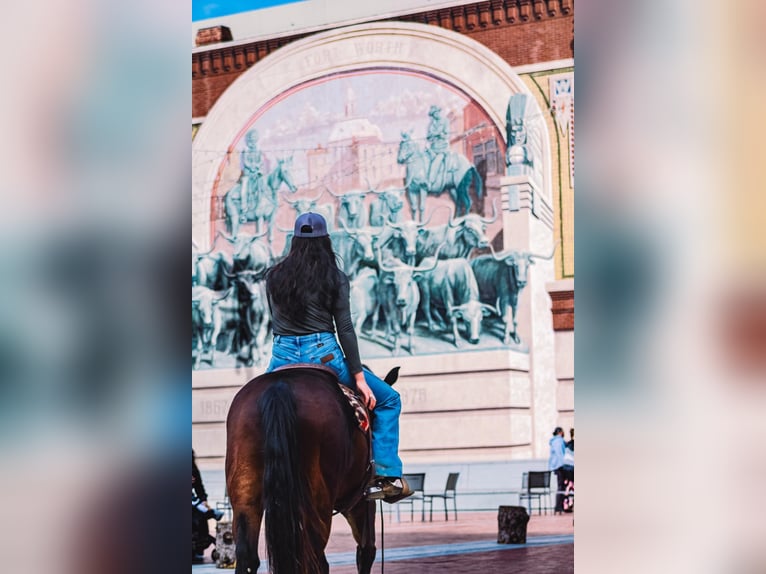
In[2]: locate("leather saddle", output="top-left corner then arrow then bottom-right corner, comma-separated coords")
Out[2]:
272,363 -> 370,434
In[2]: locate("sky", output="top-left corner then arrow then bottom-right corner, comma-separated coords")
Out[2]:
192,0 -> 303,21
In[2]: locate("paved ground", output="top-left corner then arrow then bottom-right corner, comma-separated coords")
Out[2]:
193,510 -> 574,572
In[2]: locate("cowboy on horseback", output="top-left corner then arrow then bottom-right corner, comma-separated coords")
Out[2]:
264,212 -> 413,502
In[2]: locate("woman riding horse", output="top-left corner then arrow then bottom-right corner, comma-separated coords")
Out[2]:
265,212 -> 410,501
226,212 -> 412,573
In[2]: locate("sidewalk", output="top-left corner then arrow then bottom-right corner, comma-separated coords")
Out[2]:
193,510 -> 574,573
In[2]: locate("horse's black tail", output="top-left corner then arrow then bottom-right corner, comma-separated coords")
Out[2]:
259,379 -> 320,574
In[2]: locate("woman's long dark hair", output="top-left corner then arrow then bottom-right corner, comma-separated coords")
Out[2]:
266,236 -> 341,313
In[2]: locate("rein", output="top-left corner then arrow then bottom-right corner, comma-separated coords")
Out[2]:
379,500 -> 385,574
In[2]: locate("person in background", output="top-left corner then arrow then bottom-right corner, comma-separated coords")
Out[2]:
549,427 -> 574,514
192,450 -> 223,563
566,427 -> 574,451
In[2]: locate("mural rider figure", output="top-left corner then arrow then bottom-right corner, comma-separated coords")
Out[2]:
426,105 -> 450,190
239,129 -> 264,221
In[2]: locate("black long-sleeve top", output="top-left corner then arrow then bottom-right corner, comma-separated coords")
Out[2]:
267,270 -> 363,375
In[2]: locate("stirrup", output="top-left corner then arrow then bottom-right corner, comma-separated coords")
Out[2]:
365,477 -> 413,504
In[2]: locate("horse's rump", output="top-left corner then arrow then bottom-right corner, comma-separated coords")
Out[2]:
227,366 -> 369,498
225,367 -> 371,574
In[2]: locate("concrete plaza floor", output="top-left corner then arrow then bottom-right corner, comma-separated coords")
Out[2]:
192,509 -> 574,573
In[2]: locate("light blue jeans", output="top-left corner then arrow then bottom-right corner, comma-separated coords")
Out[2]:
267,332 -> 403,478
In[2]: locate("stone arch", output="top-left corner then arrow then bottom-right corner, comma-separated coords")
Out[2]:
192,21 -> 552,247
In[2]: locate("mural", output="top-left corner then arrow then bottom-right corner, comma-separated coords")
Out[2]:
192,69 -> 548,370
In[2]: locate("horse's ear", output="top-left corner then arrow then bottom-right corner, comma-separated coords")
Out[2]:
383,366 -> 400,386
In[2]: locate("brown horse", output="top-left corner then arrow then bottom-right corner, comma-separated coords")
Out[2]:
226,365 -> 384,574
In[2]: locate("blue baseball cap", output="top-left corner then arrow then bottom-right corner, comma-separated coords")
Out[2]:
294,212 -> 328,238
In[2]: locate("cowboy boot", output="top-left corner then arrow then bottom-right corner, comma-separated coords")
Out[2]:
366,476 -> 413,503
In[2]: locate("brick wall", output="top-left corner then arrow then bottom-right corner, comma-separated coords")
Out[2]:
192,3 -> 574,118
464,17 -> 573,66
193,72 -> 242,119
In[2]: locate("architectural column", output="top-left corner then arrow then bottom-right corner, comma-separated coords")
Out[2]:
487,171 -> 557,457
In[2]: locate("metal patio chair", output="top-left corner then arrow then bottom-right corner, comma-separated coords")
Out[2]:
518,471 -> 552,515
395,473 -> 426,522
423,472 -> 460,521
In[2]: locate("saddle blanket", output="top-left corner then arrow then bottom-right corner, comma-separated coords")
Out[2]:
338,384 -> 370,434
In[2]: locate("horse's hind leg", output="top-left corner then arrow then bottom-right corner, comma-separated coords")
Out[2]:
233,505 -> 262,574
343,500 -> 377,574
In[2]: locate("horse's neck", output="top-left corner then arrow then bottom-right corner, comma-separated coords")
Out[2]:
267,167 -> 281,190
413,148 -> 428,163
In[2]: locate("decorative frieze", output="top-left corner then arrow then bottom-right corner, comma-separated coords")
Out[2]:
518,0 -> 532,22
192,1 -> 574,79
491,0 -> 505,24
466,4 -> 479,29
478,1 -> 491,27
451,6 -> 466,31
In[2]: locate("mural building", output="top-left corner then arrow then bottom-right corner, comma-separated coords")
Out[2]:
192,1 -> 575,488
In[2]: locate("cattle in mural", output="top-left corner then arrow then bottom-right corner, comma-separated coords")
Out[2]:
470,245 -> 555,345
192,286 -> 231,369
192,270 -> 273,370
376,247 -> 441,356
416,200 -> 498,262
195,195 -> 542,369
282,188 -> 335,232
377,216 -> 432,266
331,222 -> 384,278
329,187 -> 369,230
349,267 -> 380,334
217,230 -> 273,276
193,244 -> 233,291
368,187 -> 405,226
418,257 -> 496,347
194,69 -> 550,369
235,273 -> 271,367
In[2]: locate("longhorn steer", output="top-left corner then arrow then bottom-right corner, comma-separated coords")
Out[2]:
235,273 -> 271,366
217,230 -> 272,275
377,207 -> 445,264
417,199 -> 498,261
331,223 -> 383,278
349,267 -> 380,334
283,188 -> 335,231
369,187 -> 405,226
376,246 -> 441,355
470,244 -> 554,344
419,257 -> 494,346
193,249 -> 233,290
328,187 -> 369,229
192,286 -> 231,369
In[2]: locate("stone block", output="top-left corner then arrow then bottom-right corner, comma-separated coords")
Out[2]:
497,505 -> 530,544
215,521 -> 236,568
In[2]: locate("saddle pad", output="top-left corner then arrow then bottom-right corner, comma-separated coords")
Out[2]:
338,384 -> 370,434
